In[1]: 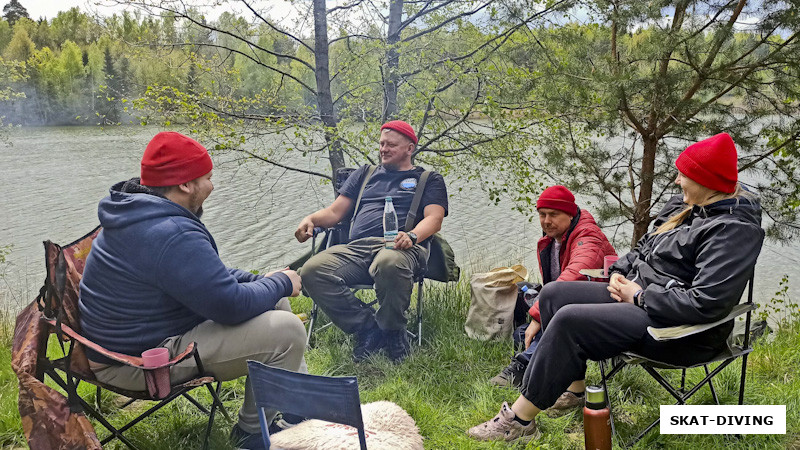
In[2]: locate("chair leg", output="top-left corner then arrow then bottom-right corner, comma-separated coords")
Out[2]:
598,359 -> 616,439
739,353 -> 749,405
207,380 -> 232,422
680,368 -> 686,393
44,367 -> 140,450
306,303 -> 318,347
416,279 -> 423,346
202,382 -> 224,450
95,386 -> 103,413
704,365 -> 720,404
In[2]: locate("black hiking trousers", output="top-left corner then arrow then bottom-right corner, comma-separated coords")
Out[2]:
519,281 -> 724,410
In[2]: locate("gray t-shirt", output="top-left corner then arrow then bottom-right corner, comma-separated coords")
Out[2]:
550,240 -> 562,281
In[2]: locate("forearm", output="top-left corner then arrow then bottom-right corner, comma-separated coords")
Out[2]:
409,215 -> 442,243
306,207 -> 343,229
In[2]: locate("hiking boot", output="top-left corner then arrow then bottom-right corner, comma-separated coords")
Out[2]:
489,354 -> 528,388
384,329 -> 411,363
467,402 -> 539,442
353,325 -> 385,362
230,422 -> 266,450
546,391 -> 585,417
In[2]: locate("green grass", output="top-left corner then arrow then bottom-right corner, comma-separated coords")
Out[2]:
1,280 -> 798,449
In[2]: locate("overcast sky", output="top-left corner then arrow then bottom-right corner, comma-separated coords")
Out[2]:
22,1 -> 106,20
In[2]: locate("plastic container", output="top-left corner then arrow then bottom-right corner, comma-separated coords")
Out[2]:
383,196 -> 398,249
584,385 -> 612,450
142,347 -> 171,399
520,285 -> 537,307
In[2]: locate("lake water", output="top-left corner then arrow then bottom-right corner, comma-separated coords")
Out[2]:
1,126 -> 798,323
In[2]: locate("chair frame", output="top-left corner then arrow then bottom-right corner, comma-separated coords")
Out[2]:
247,360 -> 367,450
36,228 -> 231,450
597,273 -> 757,447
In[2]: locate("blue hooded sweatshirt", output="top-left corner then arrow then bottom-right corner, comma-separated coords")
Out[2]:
79,179 -> 293,362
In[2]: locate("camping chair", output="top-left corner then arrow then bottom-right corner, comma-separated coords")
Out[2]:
304,166 -> 448,347
247,360 -> 367,450
306,224 -> 426,347
34,226 -> 230,450
596,273 -> 757,446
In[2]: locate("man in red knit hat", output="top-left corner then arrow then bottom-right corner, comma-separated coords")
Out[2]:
489,185 -> 616,412
296,120 -> 448,363
79,131 -> 306,449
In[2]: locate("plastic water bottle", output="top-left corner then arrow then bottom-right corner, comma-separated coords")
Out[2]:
583,385 -> 612,450
520,285 -> 537,307
383,196 -> 398,249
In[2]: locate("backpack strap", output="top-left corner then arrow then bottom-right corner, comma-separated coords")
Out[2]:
404,170 -> 431,231
351,165 -> 377,229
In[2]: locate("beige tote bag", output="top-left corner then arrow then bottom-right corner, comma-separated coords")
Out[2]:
465,265 -> 528,340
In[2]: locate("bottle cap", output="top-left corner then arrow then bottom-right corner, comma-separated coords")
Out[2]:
585,385 -> 606,409
385,196 -> 393,202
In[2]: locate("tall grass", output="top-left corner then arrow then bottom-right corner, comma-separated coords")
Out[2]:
1,278 -> 798,449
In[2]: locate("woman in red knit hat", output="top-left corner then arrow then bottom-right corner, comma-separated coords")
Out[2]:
468,133 -> 766,442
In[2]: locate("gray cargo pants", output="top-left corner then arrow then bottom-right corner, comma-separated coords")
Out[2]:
301,237 -> 428,333
90,298 -> 307,434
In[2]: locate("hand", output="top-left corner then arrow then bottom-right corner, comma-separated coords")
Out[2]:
393,231 -> 414,250
608,273 -> 625,291
607,275 -> 641,304
263,267 -> 290,277
281,269 -> 302,297
294,217 -> 315,243
524,320 -> 541,349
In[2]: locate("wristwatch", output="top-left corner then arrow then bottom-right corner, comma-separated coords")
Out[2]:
407,231 -> 418,245
633,289 -> 644,307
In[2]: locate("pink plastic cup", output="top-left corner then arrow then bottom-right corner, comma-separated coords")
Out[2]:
141,347 -> 171,399
603,255 -> 620,277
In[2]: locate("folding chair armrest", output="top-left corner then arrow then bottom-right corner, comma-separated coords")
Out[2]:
43,316 -> 198,369
647,303 -> 757,341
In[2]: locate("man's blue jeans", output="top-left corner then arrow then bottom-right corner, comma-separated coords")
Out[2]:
512,322 -> 542,363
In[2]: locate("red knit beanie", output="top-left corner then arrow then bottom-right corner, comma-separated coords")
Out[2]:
381,120 -> 418,144
536,185 -> 578,216
675,133 -> 738,193
141,132 -> 213,187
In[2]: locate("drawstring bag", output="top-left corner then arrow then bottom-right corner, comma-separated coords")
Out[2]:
465,265 -> 528,340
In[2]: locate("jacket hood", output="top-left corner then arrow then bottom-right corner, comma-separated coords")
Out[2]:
98,178 -> 199,229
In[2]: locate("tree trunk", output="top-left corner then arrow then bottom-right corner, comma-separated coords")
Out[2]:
631,136 -> 658,246
382,0 -> 403,121
313,0 -> 346,184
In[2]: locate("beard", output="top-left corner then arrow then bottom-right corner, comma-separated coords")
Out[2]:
189,191 -> 205,218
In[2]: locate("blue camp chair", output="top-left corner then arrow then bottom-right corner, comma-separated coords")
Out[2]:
247,360 -> 367,449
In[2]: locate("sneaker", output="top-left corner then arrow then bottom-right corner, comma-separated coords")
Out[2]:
467,402 -> 539,442
384,329 -> 411,363
268,412 -> 306,435
353,325 -> 385,362
546,391 -> 585,417
229,423 -> 266,450
489,355 -> 528,388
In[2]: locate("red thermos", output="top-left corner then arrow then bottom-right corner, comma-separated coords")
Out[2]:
583,385 -> 612,450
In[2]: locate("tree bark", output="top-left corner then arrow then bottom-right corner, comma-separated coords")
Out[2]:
632,135 -> 659,246
313,0 -> 346,183
383,0 -> 403,121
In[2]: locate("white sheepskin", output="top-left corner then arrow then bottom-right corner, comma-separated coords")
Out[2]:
268,401 -> 423,450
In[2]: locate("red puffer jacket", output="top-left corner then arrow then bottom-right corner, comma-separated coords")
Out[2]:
528,209 -> 617,322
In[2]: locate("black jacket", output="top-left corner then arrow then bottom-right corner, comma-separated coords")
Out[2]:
611,193 -> 764,343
